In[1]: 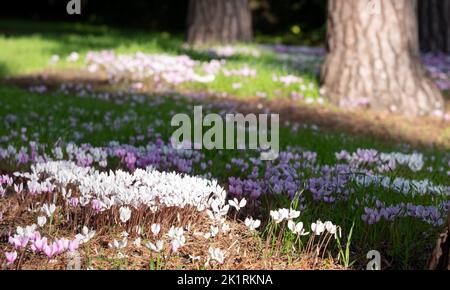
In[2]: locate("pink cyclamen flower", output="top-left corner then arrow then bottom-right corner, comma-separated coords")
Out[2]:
20,236 -> 30,248
61,238 -> 70,250
34,237 -> 48,252
52,241 -> 64,255
5,251 -> 17,265
43,244 -> 57,258
55,239 -> 66,253
91,199 -> 102,212
68,239 -> 79,252
70,197 -> 79,208
30,231 -> 41,241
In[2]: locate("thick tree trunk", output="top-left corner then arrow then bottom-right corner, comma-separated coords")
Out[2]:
186,0 -> 253,45
418,0 -> 450,53
320,0 -> 445,116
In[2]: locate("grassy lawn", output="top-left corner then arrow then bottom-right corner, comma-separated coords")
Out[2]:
0,19 -> 323,102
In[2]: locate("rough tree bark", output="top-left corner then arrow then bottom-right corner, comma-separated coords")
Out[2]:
418,0 -> 450,53
186,0 -> 253,45
320,0 -> 445,116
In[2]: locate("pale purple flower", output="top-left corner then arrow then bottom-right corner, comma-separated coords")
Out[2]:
70,197 -> 79,208
68,239 -> 80,252
33,236 -> 48,252
5,251 -> 18,265
91,199 -> 102,212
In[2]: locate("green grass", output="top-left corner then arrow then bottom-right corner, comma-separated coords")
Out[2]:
0,19 -> 323,101
1,83 -> 447,174
0,19 -> 183,75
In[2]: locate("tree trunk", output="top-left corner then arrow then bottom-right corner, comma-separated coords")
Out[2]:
418,0 -> 450,53
320,0 -> 445,116
186,0 -> 253,45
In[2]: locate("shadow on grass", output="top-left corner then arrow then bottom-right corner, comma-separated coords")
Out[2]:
0,63 -> 11,77
3,71 -> 450,152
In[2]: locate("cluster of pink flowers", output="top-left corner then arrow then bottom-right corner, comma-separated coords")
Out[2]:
85,51 -> 220,85
7,224 -> 80,264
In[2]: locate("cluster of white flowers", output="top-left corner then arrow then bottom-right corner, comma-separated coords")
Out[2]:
42,203 -> 56,217
244,217 -> 261,231
14,161 -> 227,213
4,161 -> 239,266
379,152 -> 425,172
75,226 -> 96,244
353,173 -> 450,197
109,237 -> 127,250
311,220 -> 338,237
268,208 -> 339,239
145,240 -> 164,253
270,208 -> 301,224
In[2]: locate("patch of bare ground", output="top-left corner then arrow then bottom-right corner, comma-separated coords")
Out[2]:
4,69 -> 450,150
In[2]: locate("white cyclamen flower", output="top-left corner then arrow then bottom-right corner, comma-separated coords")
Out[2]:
151,223 -> 161,236
16,224 -> 37,238
324,221 -> 338,237
171,236 -> 186,253
109,238 -> 127,249
311,220 -> 325,236
75,226 -> 96,244
209,247 -> 226,264
168,226 -> 185,252
119,206 -> 132,223
228,198 -> 247,211
168,226 -> 184,239
50,54 -> 60,64
288,220 -> 309,236
244,217 -> 261,231
37,216 -> 47,227
145,240 -> 164,253
210,226 -> 219,237
42,203 -> 56,217
270,208 -> 289,224
221,223 -> 230,233
288,208 -> 301,220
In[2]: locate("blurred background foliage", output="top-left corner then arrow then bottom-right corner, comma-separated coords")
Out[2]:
0,0 -> 327,45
